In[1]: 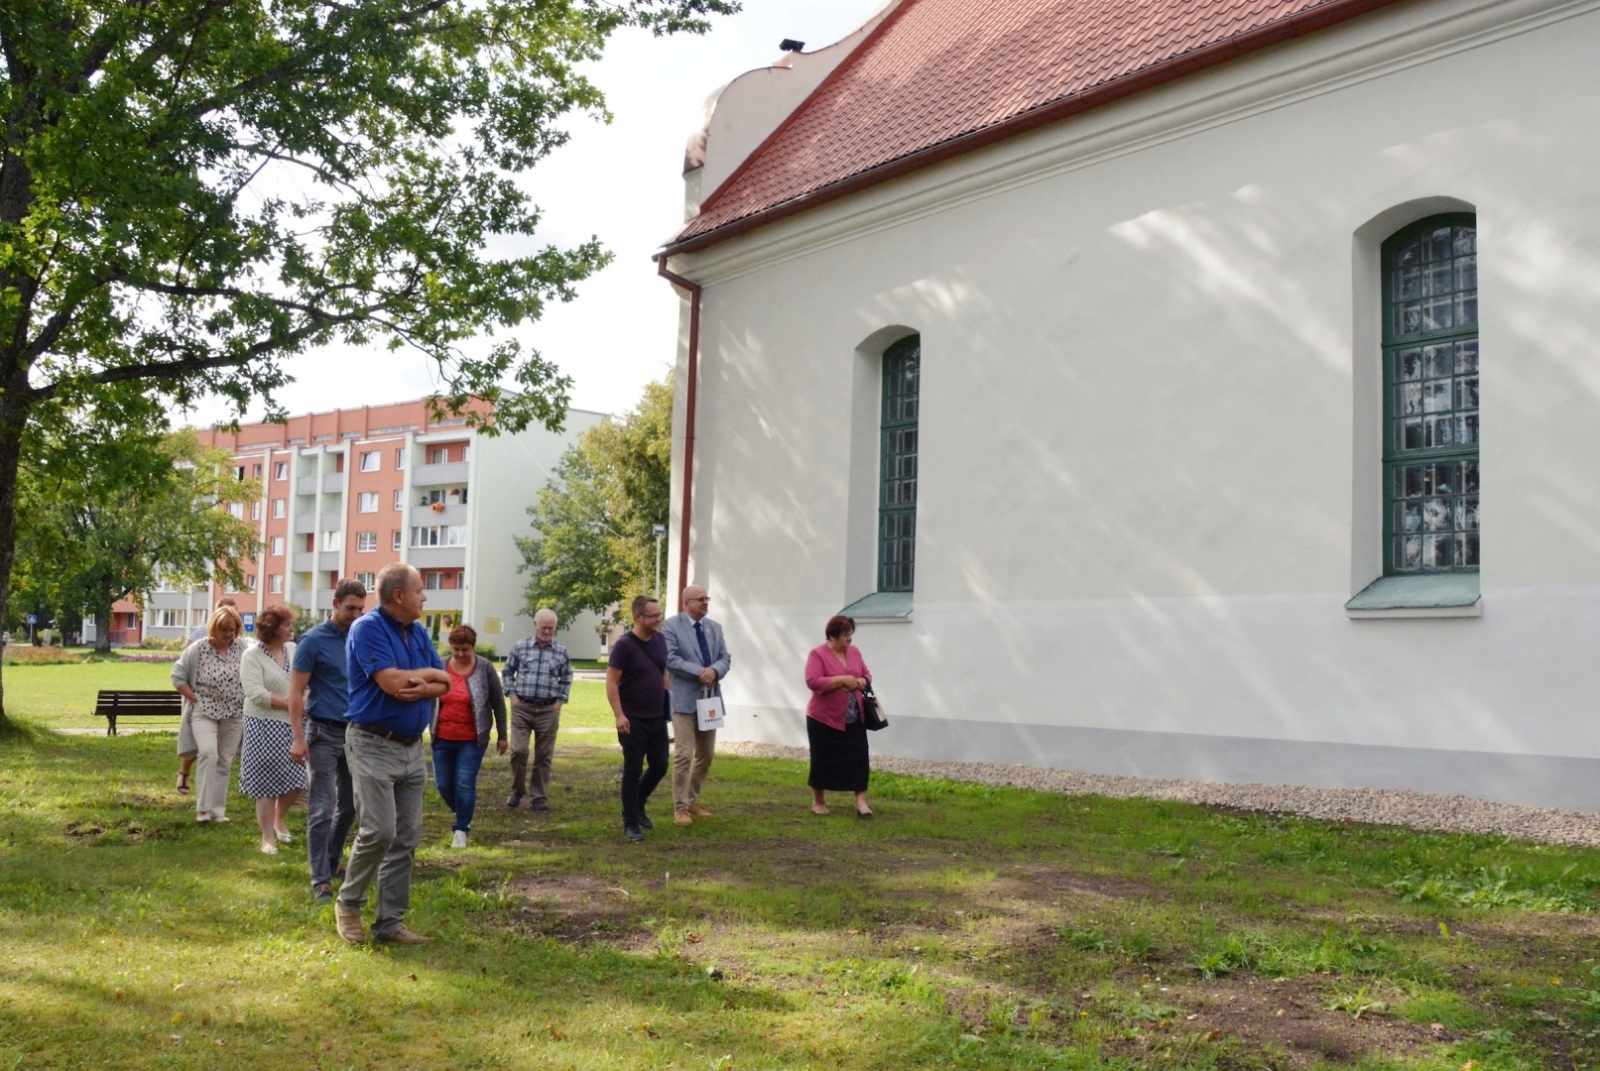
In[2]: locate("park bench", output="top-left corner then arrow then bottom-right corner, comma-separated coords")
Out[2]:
93,690 -> 183,735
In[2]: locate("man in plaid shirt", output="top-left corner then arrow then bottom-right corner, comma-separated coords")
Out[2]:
501,608 -> 573,811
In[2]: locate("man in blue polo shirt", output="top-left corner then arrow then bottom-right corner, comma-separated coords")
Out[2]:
289,578 -> 367,904
335,563 -> 449,945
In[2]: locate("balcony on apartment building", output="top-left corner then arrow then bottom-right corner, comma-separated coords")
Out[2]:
410,504 -> 468,527
320,512 -> 342,531
412,460 -> 469,487
296,475 -> 318,495
293,513 -> 317,534
322,472 -> 344,493
421,588 -> 464,612
410,545 -> 466,569
292,551 -> 315,572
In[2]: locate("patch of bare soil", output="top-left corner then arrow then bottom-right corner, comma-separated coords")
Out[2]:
1146,975 -> 1442,1069
509,873 -> 650,949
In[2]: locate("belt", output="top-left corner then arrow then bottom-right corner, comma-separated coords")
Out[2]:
352,722 -> 421,746
309,716 -> 348,729
517,695 -> 561,705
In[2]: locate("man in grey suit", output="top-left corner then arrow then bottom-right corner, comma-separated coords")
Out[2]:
662,585 -> 731,825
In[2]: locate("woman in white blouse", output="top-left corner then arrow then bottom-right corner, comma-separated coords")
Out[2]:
240,606 -> 307,854
171,607 -> 248,822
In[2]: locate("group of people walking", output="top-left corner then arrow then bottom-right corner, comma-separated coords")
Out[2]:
167,561 -> 881,943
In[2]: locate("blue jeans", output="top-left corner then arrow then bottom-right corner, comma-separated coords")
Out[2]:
306,719 -> 356,887
431,738 -> 488,833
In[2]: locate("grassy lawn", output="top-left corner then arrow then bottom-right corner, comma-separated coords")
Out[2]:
2,660 -> 617,733
3,669 -> 1600,1069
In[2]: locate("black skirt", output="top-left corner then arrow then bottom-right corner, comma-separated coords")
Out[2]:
807,715 -> 870,792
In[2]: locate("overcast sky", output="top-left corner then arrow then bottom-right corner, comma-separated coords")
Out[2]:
186,0 -> 884,429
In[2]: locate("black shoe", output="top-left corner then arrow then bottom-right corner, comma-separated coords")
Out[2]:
334,865 -> 346,882
530,799 -> 549,812
624,824 -> 645,842
313,883 -> 333,905
504,792 -> 523,809
637,811 -> 654,831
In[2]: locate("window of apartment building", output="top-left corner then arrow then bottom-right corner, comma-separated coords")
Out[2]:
358,491 -> 379,513
879,335 -> 920,593
1383,215 -> 1478,574
334,453 -> 345,472
411,524 -> 466,547
420,488 -> 445,507
394,488 -> 404,510
272,498 -> 286,519
233,465 -> 247,481
429,447 -> 449,464
461,445 -> 469,462
360,450 -> 381,472
246,574 -> 257,592
274,461 -> 288,480
228,502 -> 245,520
269,574 -> 284,594
395,447 -> 406,470
250,501 -> 262,521
159,609 -> 186,629
270,535 -> 285,556
392,530 -> 402,551
424,571 -> 445,590
252,463 -> 263,478
356,572 -> 376,590
321,530 -> 343,552
356,531 -> 377,552
456,571 -> 466,589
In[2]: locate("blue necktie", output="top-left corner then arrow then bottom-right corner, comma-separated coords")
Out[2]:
693,620 -> 713,667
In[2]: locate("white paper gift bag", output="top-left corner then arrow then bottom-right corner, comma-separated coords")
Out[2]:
695,691 -> 726,731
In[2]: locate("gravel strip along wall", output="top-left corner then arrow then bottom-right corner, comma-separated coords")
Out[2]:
720,741 -> 1600,848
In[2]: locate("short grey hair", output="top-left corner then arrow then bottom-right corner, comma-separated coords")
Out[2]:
534,608 -> 558,625
376,563 -> 418,606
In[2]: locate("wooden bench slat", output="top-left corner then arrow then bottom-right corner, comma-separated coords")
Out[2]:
93,690 -> 184,734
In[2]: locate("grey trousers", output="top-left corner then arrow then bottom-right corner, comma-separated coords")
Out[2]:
305,719 -> 357,888
671,712 -> 717,810
508,698 -> 560,802
190,715 -> 243,818
340,728 -> 426,937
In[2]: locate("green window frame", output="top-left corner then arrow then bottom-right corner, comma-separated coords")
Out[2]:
1382,213 -> 1479,575
879,335 -> 920,592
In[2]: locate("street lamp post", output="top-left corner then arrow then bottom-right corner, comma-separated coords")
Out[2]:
652,524 -> 667,602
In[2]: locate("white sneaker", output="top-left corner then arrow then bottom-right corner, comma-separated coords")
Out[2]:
451,830 -> 468,849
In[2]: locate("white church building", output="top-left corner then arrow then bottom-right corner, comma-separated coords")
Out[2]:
655,0 -> 1600,811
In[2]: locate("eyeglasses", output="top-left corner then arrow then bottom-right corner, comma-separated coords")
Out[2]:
637,612 -> 663,620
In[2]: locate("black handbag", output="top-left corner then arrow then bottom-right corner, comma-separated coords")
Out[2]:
860,688 -> 888,731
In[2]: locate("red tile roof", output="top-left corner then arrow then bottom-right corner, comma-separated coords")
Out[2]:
668,0 -> 1399,254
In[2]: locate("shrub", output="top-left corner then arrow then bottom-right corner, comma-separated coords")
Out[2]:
2,646 -> 84,666
139,636 -> 186,651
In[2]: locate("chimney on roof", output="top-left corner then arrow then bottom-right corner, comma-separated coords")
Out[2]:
778,39 -> 805,52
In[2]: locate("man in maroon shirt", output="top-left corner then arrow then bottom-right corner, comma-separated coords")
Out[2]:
606,595 -> 672,841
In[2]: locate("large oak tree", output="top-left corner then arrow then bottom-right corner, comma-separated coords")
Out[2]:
0,0 -> 732,721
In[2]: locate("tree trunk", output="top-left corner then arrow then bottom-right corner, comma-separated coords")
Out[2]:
0,381 -> 31,728
94,590 -> 115,655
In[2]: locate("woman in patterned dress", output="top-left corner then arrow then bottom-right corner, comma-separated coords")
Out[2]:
239,605 -> 307,854
171,606 -> 248,822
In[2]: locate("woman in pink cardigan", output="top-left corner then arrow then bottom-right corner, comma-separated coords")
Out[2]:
804,615 -> 873,817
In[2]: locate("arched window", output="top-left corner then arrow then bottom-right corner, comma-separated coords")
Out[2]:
1383,215 -> 1478,575
879,335 -> 920,592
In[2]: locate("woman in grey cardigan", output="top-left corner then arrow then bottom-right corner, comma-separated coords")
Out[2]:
239,606 -> 306,854
429,624 -> 508,848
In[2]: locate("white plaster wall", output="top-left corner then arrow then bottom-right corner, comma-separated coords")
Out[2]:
467,410 -> 606,658
668,0 -> 1600,808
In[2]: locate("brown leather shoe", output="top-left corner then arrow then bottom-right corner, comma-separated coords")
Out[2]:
334,906 -> 366,944
376,924 -> 431,945
687,803 -> 712,818
674,809 -> 693,826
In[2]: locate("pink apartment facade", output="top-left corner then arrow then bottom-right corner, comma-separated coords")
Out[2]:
114,397 -> 604,655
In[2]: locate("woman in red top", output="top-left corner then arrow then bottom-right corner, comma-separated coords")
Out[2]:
803,615 -> 874,818
429,625 -> 508,848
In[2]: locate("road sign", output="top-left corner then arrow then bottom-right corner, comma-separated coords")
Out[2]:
25,614 -> 37,625
241,612 -> 256,633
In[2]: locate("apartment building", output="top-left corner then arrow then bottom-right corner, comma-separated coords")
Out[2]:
127,397 -> 604,656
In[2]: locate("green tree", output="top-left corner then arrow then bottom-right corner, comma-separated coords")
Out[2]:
0,0 -> 733,719
12,406 -> 260,653
518,377 -> 671,631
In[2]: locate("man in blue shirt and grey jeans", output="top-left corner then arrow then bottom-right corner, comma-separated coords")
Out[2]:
289,578 -> 366,905
336,563 -> 449,945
